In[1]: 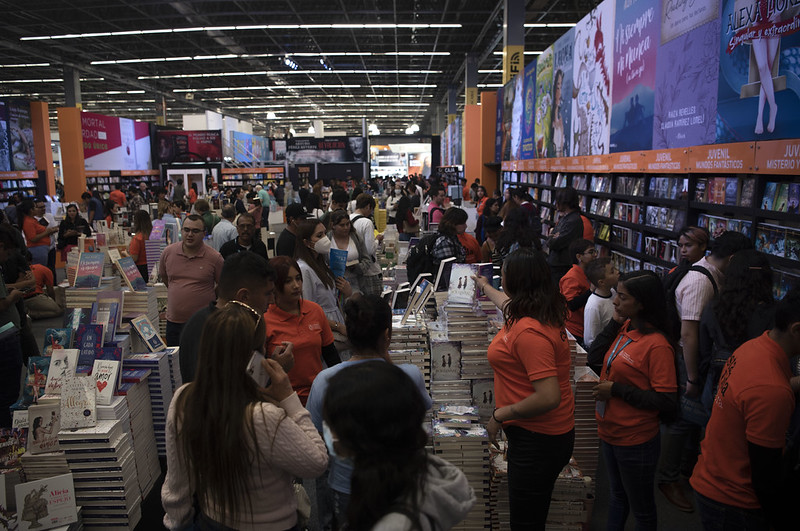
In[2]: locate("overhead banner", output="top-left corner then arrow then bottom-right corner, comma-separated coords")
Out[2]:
272,136 -> 367,163
0,100 -> 9,172
610,0 -> 660,152
7,99 -> 35,171
508,71 -> 526,160
550,28 -> 575,158
231,131 -> 270,163
82,112 -> 151,171
494,85 -> 505,162
157,130 -> 222,163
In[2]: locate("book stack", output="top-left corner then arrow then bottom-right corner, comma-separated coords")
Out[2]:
122,288 -> 159,333
430,380 -> 472,406
572,366 -> 600,481
433,408 -> 492,530
144,239 -> 166,279
65,285 -> 120,310
164,347 -> 183,392
154,283 -> 168,338
58,419 -> 142,529
123,353 -> 173,456
489,444 -> 510,530
107,334 -> 132,359
389,318 -> 430,390
549,460 -> 594,529
20,450 -> 70,481
116,377 -> 161,499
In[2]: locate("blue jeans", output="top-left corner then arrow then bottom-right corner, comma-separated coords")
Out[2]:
695,492 -> 768,531
505,425 -> 574,530
601,435 -> 661,531
332,489 -> 350,530
167,320 -> 185,347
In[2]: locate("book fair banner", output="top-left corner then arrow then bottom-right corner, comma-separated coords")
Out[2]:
271,137 -> 367,163
156,130 -> 223,163
82,112 -> 151,171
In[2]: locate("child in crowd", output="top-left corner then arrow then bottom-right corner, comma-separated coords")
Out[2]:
559,238 -> 597,347
583,257 -> 619,349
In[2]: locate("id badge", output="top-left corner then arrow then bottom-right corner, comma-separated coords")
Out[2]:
596,400 -> 606,418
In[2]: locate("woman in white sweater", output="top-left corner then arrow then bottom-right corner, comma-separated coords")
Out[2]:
161,302 -> 328,530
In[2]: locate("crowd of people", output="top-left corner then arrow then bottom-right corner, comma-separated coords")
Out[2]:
2,174 -> 800,531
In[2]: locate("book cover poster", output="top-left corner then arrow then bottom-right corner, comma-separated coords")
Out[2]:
533,47 -> 553,158
653,8 -> 720,148
571,0 -> 615,155
471,379 -> 496,419
509,72 -> 526,160
14,473 -> 78,531
431,341 -> 461,381
495,85 -> 504,162
447,264 -> 478,305
115,256 -> 147,291
27,402 -> 60,454
550,28 -> 575,158
716,0 -> 800,143
610,0 -> 660,152
75,324 -> 104,373
522,58 -> 539,159
8,100 -> 35,171
500,78 -> 516,161
44,349 -> 79,395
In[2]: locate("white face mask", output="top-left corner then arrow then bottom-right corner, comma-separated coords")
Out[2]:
313,235 -> 332,255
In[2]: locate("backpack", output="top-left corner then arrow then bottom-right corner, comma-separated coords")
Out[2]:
663,263 -> 718,340
405,233 -> 439,284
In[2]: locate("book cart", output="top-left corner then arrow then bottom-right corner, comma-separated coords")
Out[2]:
501,139 -> 800,296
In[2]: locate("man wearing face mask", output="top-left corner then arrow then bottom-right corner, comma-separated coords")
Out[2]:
350,194 -> 383,296
219,213 -> 268,260
276,203 -> 309,258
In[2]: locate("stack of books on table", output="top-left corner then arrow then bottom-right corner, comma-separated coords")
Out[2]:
389,318 -> 430,391
154,283 -> 168,337
121,288 -> 159,333
20,450 -> 70,481
164,347 -> 183,392
58,419 -> 142,529
123,353 -> 173,456
144,239 -> 166,279
572,366 -> 600,481
107,334 -> 132,359
429,339 -> 472,406
430,380 -> 472,407
489,442 -> 509,530
549,459 -> 594,529
567,333 -> 587,384
65,284 -> 120,309
433,407 -> 492,530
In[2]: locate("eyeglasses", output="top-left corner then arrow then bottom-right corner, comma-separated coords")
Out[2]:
227,300 -> 263,330
583,248 -> 598,256
182,227 -> 204,234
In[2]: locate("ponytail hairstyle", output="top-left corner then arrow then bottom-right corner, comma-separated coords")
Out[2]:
323,362 -> 428,530
293,218 -> 335,289
344,294 -> 392,354
502,248 -> 566,329
618,270 -> 675,343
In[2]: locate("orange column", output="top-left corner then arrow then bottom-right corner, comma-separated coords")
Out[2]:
30,101 -> 55,197
463,105 -> 482,186
480,91 -> 498,194
57,107 -> 86,203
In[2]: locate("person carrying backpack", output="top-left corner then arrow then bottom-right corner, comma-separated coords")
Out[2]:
657,231 -> 753,513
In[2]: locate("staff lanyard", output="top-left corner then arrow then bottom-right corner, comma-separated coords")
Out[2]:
605,335 -> 633,373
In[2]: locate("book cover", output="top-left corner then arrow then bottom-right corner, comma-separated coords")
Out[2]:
95,232 -> 107,247
149,220 -> 166,240
447,263 -> 479,305
43,350 -> 79,395
74,324 -> 104,374
328,248 -> 348,279
130,314 -> 166,352
430,341 -> 461,381
90,306 -> 109,346
107,247 -> 121,262
81,237 -> 97,253
710,178 -> 726,204
14,473 -> 78,530
694,178 -> 707,202
60,376 -> 96,430
91,360 -> 120,406
788,183 -> 800,214
27,402 -> 60,454
63,308 -> 91,333
21,357 -> 50,406
1,411 -> 28,468
724,178 -> 739,206
740,178 -> 756,208
91,301 -> 119,344
114,256 -> 147,291
95,347 -> 122,363
96,291 -> 124,330
762,182 -> 778,210
73,252 -> 104,289
42,328 -> 73,356
785,230 -> 800,261
774,183 -> 789,213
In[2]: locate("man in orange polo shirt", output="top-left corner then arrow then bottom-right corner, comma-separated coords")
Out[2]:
690,288 -> 800,530
109,183 -> 127,208
559,238 -> 596,347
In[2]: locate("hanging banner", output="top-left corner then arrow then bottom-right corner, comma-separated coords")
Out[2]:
0,100 -> 9,172
508,71 -> 526,160
571,0 -> 615,155
7,100 -> 35,171
272,136 -> 366,163
82,112 -> 151,171
533,47 -> 552,159
610,0 -> 660,152
157,130 -> 222,163
549,28 -> 575,158
716,0 -> 800,143
231,131 -> 270,163
494,85 -> 504,162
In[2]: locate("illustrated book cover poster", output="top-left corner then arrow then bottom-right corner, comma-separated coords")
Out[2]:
60,376 -> 96,429
522,58 -> 538,160
652,2 -> 720,149
43,349 -> 79,395
42,328 -> 73,356
431,341 -> 462,382
14,473 -> 78,531
549,27 -> 575,158
73,252 -> 104,289
131,314 -> 166,352
716,0 -> 800,143
610,0 -> 660,152
27,402 -> 60,454
20,357 -> 50,406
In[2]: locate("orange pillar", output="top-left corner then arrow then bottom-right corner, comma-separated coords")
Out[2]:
463,105 -> 482,186
30,101 -> 55,197
57,107 -> 86,203
480,91 -> 498,194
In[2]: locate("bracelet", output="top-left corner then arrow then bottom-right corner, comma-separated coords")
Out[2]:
492,408 -> 503,423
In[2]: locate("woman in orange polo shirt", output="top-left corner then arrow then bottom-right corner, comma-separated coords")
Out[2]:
264,256 -> 340,405
128,210 -> 153,282
20,199 -> 57,267
588,270 -> 678,531
479,248 -> 575,530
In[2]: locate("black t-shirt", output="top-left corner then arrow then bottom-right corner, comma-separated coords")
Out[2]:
275,229 -> 297,258
219,237 -> 268,260
179,302 -> 217,383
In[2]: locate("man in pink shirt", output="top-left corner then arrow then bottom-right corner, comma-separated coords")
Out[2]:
427,185 -> 447,226
159,214 -> 224,346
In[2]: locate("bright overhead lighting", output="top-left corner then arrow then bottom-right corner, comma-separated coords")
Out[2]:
371,84 -> 436,88
23,23 -> 461,41
174,84 -> 362,92
92,51 -> 449,65
307,125 -> 315,134
478,83 -> 503,88
266,112 -> 277,119
493,51 -> 542,55
478,69 -> 502,74
0,63 -> 51,68
137,69 -> 440,80
523,22 -> 577,28
3,78 -> 63,83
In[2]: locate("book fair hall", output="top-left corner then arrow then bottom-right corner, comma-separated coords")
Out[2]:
3,1 -> 800,530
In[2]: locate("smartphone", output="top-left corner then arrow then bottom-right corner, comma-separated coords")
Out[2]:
246,350 -> 271,388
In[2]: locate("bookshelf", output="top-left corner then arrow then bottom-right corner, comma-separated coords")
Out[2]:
500,140 -> 800,296
0,170 -> 47,202
220,165 -> 286,189
85,170 -> 161,194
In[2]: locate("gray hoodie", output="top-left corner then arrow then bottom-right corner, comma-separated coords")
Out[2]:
371,454 -> 476,530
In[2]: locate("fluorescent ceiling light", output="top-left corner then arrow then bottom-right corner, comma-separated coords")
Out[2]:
0,63 -> 50,68
23,23 -> 461,41
138,69 -> 441,80
371,84 -> 436,88
478,83 -> 503,88
92,51 -> 449,65
523,22 -> 576,28
492,51 -> 543,55
4,78 -> 63,83
174,84 -> 363,92
478,69 -> 502,73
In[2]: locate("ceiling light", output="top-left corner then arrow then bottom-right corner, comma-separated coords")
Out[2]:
173,84 -> 362,92
523,23 -> 577,28
492,51 -> 542,55
478,69 -> 502,74
308,125 -> 315,134
0,63 -> 51,68
266,112 -> 277,120
478,83 -> 503,88
289,128 -> 296,135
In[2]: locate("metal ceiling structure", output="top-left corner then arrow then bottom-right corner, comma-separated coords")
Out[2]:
0,0 -> 597,137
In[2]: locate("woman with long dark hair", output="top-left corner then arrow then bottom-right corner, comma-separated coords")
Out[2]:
588,270 -> 678,531
162,302 -> 328,530
128,210 -> 153,282
493,207 -> 541,265
328,210 -> 371,294
103,199 -> 118,226
475,248 -> 575,530
323,362 -> 473,531
306,295 -> 432,527
430,207 -> 468,273
698,250 -> 774,413
475,197 -> 500,244
394,194 -> 419,241
57,203 -> 91,259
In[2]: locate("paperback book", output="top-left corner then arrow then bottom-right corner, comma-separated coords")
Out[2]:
431,341 -> 461,381
75,324 -> 104,374
91,301 -> 119,344
130,315 -> 166,352
43,350 -> 79,395
14,473 -> 78,531
92,360 -> 121,406
328,248 -> 348,279
42,328 -> 73,356
447,264 -> 479,305
73,253 -> 104,289
27,402 -> 60,454
114,256 -> 147,291
63,308 -> 91,334
60,376 -> 96,429
20,357 -> 51,406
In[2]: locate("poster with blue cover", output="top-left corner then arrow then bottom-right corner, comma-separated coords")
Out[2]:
533,48 -> 553,159
522,59 -> 538,160
495,85 -> 504,162
549,28 -> 575,158
716,0 -> 800,143
610,0 -> 660,152
652,0 -> 720,149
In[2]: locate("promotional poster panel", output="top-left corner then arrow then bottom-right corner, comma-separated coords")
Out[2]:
532,50 -> 551,159
610,0 -> 660,152
0,100 -> 9,171
495,86 -> 504,162
500,79 -> 515,161
232,131 -> 270,163
82,112 -> 151,171
452,116 -> 463,166
508,72 -> 526,160
7,100 -> 35,171
716,0 -> 800,143
652,0 -> 720,149
273,136 -> 366,163
520,56 -> 536,160
157,130 -> 222,163
550,28 -> 575,158
571,0 -> 615,155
